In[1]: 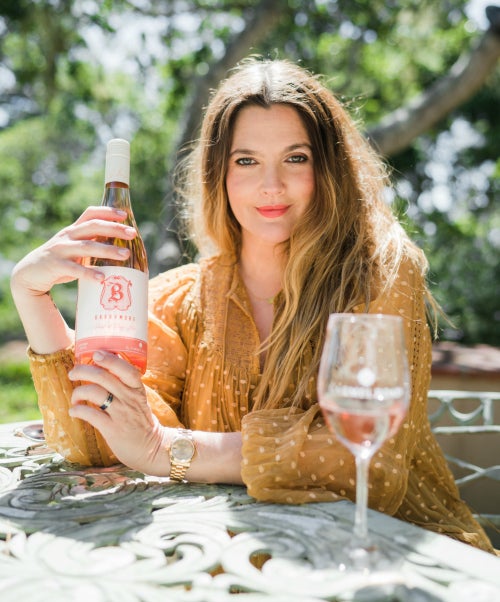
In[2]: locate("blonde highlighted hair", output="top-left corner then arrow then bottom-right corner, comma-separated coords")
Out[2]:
176,57 -> 432,410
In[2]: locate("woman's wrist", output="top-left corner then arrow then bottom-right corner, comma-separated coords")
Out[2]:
138,427 -> 243,485
10,277 -> 48,302
136,424 -> 172,478
10,283 -> 73,354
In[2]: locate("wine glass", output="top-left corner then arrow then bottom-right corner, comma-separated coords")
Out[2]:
317,313 -> 410,571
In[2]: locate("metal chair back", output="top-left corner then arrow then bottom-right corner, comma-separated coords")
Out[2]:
428,389 -> 500,544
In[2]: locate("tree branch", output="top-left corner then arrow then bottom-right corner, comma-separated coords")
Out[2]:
172,0 -> 283,159
367,9 -> 500,157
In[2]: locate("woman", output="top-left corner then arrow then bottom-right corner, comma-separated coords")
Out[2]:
10,58 -> 494,552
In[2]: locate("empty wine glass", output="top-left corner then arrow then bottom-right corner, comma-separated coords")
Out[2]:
317,313 -> 410,571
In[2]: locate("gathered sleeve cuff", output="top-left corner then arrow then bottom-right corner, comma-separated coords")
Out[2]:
241,405 -> 408,511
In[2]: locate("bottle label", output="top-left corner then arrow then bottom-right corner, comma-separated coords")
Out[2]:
75,266 -> 148,353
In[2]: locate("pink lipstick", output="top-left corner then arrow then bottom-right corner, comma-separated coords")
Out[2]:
256,205 -> 289,218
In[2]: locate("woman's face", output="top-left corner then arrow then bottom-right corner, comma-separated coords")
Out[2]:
225,104 -> 315,251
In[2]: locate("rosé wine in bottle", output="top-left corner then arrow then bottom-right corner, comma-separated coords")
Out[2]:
75,138 -> 148,373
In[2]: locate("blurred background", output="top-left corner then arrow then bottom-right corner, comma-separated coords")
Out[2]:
0,0 -> 499,421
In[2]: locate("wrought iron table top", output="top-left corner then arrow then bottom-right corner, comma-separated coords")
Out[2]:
0,421 -> 499,602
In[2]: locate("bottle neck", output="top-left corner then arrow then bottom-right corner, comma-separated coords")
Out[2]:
105,181 -> 129,189
102,182 -> 133,218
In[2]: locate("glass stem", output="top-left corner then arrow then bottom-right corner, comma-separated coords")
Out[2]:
354,454 -> 370,541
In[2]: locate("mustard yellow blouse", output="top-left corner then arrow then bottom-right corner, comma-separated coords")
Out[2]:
28,254 -> 494,553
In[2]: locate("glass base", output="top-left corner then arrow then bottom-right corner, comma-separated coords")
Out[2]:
336,536 -> 401,574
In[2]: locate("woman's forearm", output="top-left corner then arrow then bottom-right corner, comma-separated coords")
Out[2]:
10,285 -> 74,354
184,430 -> 243,485
148,428 -> 244,485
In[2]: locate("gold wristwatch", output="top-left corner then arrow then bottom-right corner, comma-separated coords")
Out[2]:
168,428 -> 196,481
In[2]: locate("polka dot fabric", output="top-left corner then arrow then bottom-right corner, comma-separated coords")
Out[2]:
28,254 -> 494,553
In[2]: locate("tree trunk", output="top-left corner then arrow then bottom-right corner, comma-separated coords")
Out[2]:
368,16 -> 500,157
173,2 -> 284,155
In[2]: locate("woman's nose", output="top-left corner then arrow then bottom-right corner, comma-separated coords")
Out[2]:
261,165 -> 284,196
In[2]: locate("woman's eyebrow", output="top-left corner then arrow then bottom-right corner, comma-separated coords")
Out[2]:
229,147 -> 255,156
229,143 -> 312,156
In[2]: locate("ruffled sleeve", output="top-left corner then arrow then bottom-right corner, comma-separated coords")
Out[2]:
241,258 -> 431,512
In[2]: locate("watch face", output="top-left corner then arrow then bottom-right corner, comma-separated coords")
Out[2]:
172,437 -> 195,462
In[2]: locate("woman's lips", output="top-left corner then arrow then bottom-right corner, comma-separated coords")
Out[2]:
256,205 -> 290,218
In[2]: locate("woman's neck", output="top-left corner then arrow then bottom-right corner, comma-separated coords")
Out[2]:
238,242 -> 284,362
238,242 -> 285,300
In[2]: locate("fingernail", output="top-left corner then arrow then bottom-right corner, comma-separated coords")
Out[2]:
94,271 -> 105,281
93,351 -> 105,362
124,227 -> 136,236
118,248 -> 130,256
115,210 -> 127,216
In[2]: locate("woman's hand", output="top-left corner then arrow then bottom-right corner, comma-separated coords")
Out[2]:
68,351 -> 169,476
10,206 -> 138,354
67,351 -> 244,483
11,206 -> 136,298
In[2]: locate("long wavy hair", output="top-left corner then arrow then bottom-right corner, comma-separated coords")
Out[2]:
176,57 -> 433,411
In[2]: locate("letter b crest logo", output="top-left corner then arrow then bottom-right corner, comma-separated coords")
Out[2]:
100,275 -> 132,311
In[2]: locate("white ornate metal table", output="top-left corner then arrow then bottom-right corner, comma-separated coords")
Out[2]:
0,421 -> 499,601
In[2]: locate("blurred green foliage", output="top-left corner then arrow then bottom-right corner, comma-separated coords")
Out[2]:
0,0 -> 498,346
0,360 -> 39,423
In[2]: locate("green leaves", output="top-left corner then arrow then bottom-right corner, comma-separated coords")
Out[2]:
0,0 -> 498,344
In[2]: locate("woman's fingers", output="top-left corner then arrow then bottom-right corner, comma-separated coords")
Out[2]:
64,219 -> 137,245
90,351 -> 143,388
69,352 -> 145,413
11,205 -> 138,296
60,210 -> 136,262
39,210 -> 137,282
71,351 -> 143,390
67,402 -> 111,433
73,205 -> 128,225
69,382 -> 112,408
53,238 -> 131,270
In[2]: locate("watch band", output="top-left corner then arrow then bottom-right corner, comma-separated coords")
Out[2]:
169,428 -> 195,482
169,461 -> 190,482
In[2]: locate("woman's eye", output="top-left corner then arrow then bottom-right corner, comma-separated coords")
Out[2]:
287,154 -> 307,163
235,157 -> 255,166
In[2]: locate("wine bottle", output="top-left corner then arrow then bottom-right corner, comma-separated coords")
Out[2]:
75,138 -> 149,373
